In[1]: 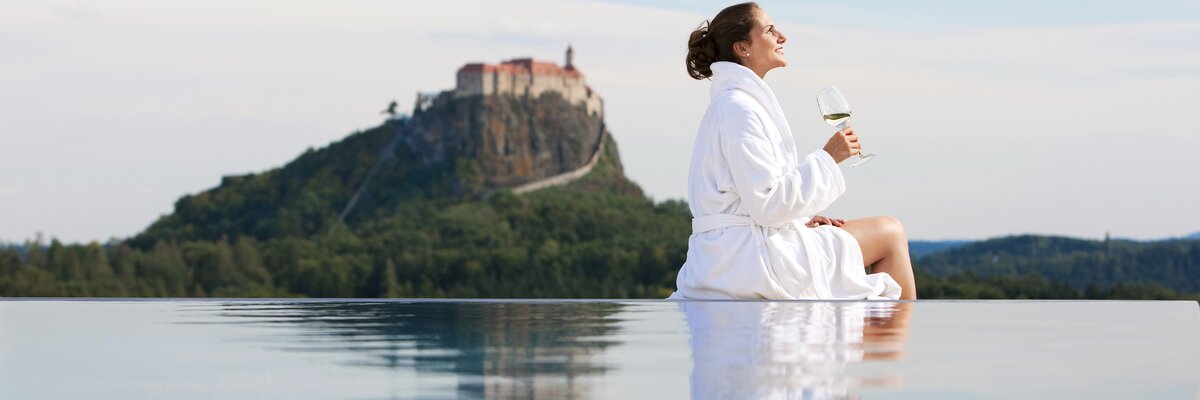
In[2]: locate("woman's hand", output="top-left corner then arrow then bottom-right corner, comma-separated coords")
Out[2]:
806,215 -> 846,228
822,126 -> 862,164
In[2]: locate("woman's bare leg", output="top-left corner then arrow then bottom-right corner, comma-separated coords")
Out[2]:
839,216 -> 917,300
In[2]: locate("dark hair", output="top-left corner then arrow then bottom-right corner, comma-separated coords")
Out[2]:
686,2 -> 759,80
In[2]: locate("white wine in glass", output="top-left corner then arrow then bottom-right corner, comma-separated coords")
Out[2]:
816,85 -> 874,167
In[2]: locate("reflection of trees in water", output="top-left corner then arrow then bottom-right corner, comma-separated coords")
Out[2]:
681,301 -> 912,399
204,301 -> 626,399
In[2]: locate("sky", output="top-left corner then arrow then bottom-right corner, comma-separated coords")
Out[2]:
1,0 -> 1198,243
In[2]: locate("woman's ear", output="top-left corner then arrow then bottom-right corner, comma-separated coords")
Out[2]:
733,41 -> 748,57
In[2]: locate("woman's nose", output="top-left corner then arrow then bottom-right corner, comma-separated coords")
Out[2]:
778,32 -> 787,44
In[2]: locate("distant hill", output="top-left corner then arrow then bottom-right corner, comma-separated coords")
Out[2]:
916,235 -> 1200,294
3,244 -> 27,259
908,240 -> 971,259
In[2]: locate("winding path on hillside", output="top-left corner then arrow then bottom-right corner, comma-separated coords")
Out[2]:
511,129 -> 606,194
338,117 -> 408,223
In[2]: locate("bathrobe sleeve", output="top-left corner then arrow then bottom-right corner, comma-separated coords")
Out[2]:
718,102 -> 846,226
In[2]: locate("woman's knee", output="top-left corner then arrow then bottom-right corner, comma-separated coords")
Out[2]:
876,216 -> 907,241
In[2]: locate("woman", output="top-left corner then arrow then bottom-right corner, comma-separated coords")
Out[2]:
670,2 -> 917,300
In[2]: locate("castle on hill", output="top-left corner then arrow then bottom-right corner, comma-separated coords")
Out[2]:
418,46 -> 603,117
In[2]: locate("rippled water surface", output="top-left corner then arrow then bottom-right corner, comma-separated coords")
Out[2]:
2,299 -> 1198,399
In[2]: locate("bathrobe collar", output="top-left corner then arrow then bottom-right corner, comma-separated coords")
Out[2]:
709,61 -> 799,165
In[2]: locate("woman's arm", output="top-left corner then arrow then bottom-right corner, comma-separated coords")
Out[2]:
719,104 -> 847,226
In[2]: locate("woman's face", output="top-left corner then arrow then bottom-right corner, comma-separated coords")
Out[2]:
737,8 -> 788,77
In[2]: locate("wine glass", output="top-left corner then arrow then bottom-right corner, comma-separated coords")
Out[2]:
816,85 -> 875,167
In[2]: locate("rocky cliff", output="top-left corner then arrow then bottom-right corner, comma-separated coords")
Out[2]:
407,90 -> 608,189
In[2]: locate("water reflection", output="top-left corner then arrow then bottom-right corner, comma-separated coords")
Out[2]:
201,301 -> 625,399
189,300 -> 911,399
679,301 -> 912,399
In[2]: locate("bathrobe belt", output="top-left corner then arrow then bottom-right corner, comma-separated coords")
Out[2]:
691,214 -> 806,235
691,213 -> 833,298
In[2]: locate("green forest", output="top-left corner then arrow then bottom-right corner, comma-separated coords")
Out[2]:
3,209 -> 1197,300
4,208 -> 1197,300
0,188 -> 691,299
3,180 -> 1197,300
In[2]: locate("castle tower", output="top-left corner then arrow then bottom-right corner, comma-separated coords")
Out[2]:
565,44 -> 574,70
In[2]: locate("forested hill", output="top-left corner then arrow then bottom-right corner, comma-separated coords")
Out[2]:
915,235 -> 1200,297
132,89 -> 640,247
1,83 -> 695,298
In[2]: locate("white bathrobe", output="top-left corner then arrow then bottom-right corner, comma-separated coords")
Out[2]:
670,62 -> 901,300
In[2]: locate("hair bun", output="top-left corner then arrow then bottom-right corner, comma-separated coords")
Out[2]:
685,3 -> 760,80
686,20 -> 718,80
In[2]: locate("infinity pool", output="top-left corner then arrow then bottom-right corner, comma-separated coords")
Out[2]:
2,299 -> 1197,399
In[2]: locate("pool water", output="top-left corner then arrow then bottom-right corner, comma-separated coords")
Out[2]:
2,299 -> 1198,399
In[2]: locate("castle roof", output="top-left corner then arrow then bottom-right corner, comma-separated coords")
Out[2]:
458,58 -> 582,78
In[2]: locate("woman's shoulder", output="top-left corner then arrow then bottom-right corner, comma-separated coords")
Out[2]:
709,90 -> 769,136
711,89 -> 768,119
